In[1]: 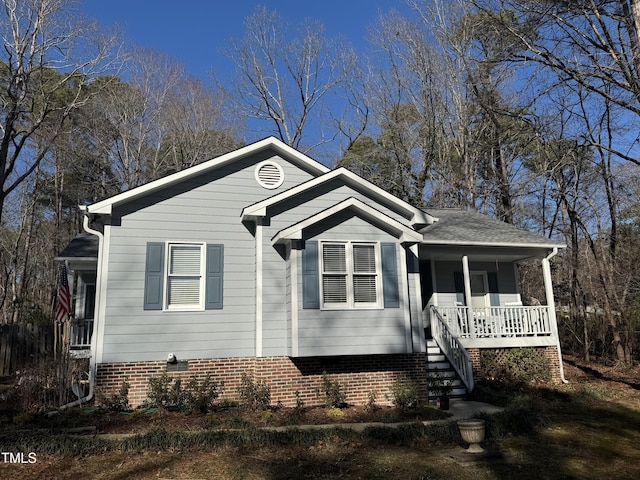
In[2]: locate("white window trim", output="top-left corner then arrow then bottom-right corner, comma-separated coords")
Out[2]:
164,242 -> 206,311
320,241 -> 383,310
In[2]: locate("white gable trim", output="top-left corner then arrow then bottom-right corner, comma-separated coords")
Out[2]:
86,137 -> 330,215
242,167 -> 434,227
271,197 -> 424,245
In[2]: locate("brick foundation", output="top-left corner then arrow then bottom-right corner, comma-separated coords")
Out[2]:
95,354 -> 428,408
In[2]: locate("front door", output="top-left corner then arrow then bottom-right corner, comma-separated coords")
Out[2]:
470,271 -> 489,308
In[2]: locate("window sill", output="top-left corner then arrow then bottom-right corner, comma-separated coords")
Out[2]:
320,305 -> 384,311
164,306 -> 205,312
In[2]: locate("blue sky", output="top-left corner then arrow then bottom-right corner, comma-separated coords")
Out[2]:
81,0 -> 409,80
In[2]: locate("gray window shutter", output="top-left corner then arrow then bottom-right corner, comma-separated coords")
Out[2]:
144,242 -> 165,310
454,271 -> 465,305
488,271 -> 500,306
302,240 -> 320,309
205,244 -> 224,310
381,243 -> 399,308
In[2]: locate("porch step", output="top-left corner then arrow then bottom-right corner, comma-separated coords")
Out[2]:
426,340 -> 468,399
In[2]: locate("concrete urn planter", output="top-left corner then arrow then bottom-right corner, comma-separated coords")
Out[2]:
457,419 -> 486,453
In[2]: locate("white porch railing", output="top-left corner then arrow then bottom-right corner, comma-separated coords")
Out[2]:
430,306 -> 474,393
70,319 -> 93,349
433,305 -> 553,340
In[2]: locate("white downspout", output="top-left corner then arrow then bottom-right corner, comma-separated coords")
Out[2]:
542,247 -> 568,384
58,209 -> 103,410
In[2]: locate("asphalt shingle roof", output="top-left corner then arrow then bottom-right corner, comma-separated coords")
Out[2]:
420,208 -> 564,247
56,234 -> 99,260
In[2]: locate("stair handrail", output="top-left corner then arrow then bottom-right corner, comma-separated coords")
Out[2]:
430,305 -> 474,393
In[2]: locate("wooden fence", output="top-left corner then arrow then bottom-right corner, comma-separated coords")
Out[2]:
0,323 -> 62,376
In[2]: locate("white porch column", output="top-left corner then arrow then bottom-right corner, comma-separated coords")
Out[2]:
462,255 -> 472,308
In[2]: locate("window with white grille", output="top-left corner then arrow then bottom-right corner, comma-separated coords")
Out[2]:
255,161 -> 284,189
166,243 -> 204,309
320,242 -> 381,308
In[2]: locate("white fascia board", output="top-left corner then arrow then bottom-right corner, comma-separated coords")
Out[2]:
87,137 -> 330,215
242,167 -> 434,226
53,256 -> 97,263
271,197 -> 423,245
420,239 -> 566,249
242,169 -> 345,220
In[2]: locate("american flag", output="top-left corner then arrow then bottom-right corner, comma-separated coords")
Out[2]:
56,264 -> 71,322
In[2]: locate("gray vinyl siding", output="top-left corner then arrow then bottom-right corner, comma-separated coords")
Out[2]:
433,260 -> 519,307
257,181 -> 421,357
100,153 -> 315,363
295,215 -> 410,357
406,248 -> 424,351
285,243 -> 292,353
266,180 -> 413,230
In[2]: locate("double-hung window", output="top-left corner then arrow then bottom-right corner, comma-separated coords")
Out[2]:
144,242 -> 223,311
166,243 -> 205,310
320,241 -> 381,309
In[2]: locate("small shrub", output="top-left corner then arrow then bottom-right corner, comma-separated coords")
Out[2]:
184,375 -> 223,413
322,372 -> 346,408
282,390 -> 306,425
147,374 -> 186,409
388,379 -> 421,409
326,407 -> 345,419
100,379 -> 130,412
259,410 -> 273,424
237,372 -> 271,410
366,390 -> 379,412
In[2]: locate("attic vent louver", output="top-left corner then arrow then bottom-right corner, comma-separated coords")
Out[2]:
255,161 -> 284,189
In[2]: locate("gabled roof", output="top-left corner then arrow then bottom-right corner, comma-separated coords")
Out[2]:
271,197 -> 424,245
242,167 -> 435,227
85,137 -> 330,215
420,208 -> 565,248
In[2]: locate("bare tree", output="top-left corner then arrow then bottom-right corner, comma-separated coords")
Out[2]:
472,0 -> 640,166
158,76 -> 241,175
465,0 -> 640,364
0,0 -> 119,222
85,49 -> 184,190
351,9 -> 451,206
224,5 -> 357,151
84,49 -> 240,190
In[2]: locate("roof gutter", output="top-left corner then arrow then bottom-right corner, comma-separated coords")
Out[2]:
58,210 -> 103,410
